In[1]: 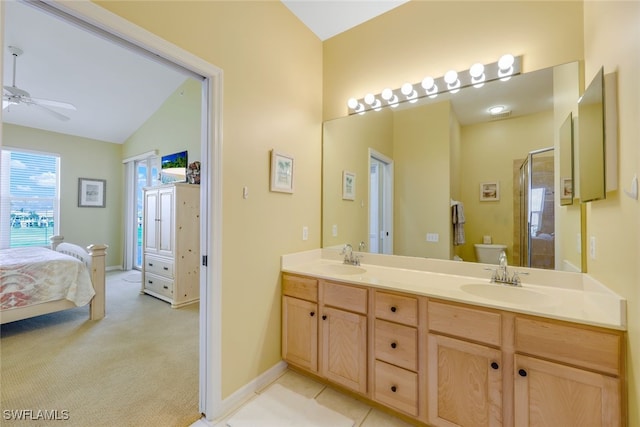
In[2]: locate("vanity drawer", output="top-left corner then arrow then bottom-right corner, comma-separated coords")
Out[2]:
322,281 -> 367,314
144,255 -> 173,278
375,319 -> 418,371
428,300 -> 501,347
375,291 -> 418,326
514,317 -> 622,376
374,360 -> 419,417
144,273 -> 174,299
282,274 -> 318,302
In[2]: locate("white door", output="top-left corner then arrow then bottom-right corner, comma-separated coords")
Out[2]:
369,150 -> 393,254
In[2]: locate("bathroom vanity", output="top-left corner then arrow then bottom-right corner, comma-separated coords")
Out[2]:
281,249 -> 626,426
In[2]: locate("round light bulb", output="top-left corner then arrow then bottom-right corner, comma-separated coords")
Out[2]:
364,93 -> 376,106
421,77 -> 435,90
401,83 -> 414,96
498,54 -> 515,71
470,63 -> 484,78
347,98 -> 359,109
444,70 -> 458,84
381,88 -> 393,100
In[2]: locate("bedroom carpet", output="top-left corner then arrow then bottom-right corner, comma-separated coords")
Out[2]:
0,270 -> 200,427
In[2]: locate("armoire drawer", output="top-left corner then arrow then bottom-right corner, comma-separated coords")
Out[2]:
144,273 -> 174,298
144,255 -> 174,278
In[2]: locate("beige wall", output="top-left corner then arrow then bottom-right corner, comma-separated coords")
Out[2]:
94,1 -> 323,398
583,2 -> 640,424
458,110 -> 554,263
323,1 -> 584,121
124,78 -> 201,161
2,124 -> 123,267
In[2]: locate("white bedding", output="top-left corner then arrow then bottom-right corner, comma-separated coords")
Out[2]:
0,247 -> 95,311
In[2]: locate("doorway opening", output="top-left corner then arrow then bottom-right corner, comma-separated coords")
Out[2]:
369,149 -> 393,254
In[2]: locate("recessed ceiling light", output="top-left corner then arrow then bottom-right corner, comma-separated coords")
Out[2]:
488,105 -> 506,115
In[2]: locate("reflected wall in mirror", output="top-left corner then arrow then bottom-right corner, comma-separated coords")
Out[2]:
578,67 -> 605,202
559,113 -> 574,206
323,62 -> 582,272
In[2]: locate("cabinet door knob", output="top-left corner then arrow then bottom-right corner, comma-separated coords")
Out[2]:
390,306 -> 397,312
491,362 -> 499,370
322,315 -> 327,320
390,386 -> 397,393
390,342 -> 397,349
518,369 -> 528,377
310,311 -> 315,317
148,263 -> 154,267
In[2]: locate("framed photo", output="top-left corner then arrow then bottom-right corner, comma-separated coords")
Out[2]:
78,178 -> 106,208
561,177 -> 573,199
342,171 -> 356,200
480,181 -> 499,201
270,150 -> 294,193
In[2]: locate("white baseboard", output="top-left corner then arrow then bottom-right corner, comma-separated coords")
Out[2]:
206,360 -> 289,424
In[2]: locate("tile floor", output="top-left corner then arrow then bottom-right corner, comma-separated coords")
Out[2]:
193,369 -> 415,427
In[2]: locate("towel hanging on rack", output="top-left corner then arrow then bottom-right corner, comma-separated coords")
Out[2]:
452,202 -> 466,245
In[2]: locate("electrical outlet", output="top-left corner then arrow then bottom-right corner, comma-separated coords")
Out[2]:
589,236 -> 596,259
426,233 -> 439,242
332,224 -> 338,237
302,226 -> 309,241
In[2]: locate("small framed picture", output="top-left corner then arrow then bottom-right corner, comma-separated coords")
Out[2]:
342,170 -> 356,200
270,150 -> 294,193
561,177 -> 573,199
78,178 -> 106,208
480,181 -> 499,201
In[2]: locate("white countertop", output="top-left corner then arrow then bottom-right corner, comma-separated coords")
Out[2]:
282,249 -> 627,330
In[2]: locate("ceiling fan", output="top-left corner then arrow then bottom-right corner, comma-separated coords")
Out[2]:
3,45 -> 76,121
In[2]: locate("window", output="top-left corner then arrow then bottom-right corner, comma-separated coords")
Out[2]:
0,148 -> 60,248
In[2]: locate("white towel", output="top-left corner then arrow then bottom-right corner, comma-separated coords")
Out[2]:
453,203 -> 466,245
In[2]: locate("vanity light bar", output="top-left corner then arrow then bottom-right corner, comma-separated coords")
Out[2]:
347,54 -> 522,115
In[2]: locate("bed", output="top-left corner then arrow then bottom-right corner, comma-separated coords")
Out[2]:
0,235 -> 107,324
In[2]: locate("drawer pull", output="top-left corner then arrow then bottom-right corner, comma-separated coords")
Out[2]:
322,315 -> 327,320
310,311 -> 315,317
390,386 -> 397,393
390,342 -> 397,349
491,362 -> 499,370
390,306 -> 397,313
163,285 -> 169,290
163,267 -> 169,271
148,280 -> 153,284
148,263 -> 153,267
518,369 -> 528,377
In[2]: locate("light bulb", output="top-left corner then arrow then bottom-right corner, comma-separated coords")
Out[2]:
347,98 -> 359,109
401,83 -> 414,96
444,70 -> 458,84
421,77 -> 435,90
381,88 -> 393,100
364,93 -> 376,106
498,54 -> 515,71
470,63 -> 484,78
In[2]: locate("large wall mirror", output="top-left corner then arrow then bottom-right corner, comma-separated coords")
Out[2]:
323,61 -> 583,272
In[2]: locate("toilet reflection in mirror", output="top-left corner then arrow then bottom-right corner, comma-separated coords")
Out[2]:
322,61 -> 582,272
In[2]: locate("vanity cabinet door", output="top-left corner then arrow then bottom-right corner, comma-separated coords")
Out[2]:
427,334 -> 503,427
514,354 -> 621,427
282,296 -> 318,372
321,306 -> 367,394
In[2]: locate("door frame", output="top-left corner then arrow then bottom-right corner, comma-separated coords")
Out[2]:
368,149 -> 394,254
0,0 -> 224,419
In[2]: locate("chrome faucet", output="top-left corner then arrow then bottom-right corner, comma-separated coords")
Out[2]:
341,243 -> 362,266
486,250 -> 528,286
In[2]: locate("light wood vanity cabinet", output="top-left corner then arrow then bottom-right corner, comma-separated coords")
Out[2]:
282,275 -> 368,394
281,273 -> 626,426
513,316 -> 624,427
427,300 -> 503,427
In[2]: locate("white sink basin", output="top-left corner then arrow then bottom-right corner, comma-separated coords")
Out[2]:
317,264 -> 367,275
460,283 -> 554,306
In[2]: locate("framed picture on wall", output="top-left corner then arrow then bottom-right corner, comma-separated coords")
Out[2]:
480,181 -> 499,201
78,178 -> 106,208
343,171 -> 356,200
561,177 -> 573,199
270,150 -> 294,193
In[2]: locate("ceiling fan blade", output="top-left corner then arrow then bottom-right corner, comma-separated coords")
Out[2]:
31,102 -> 71,121
30,97 -> 77,111
4,85 -> 30,98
